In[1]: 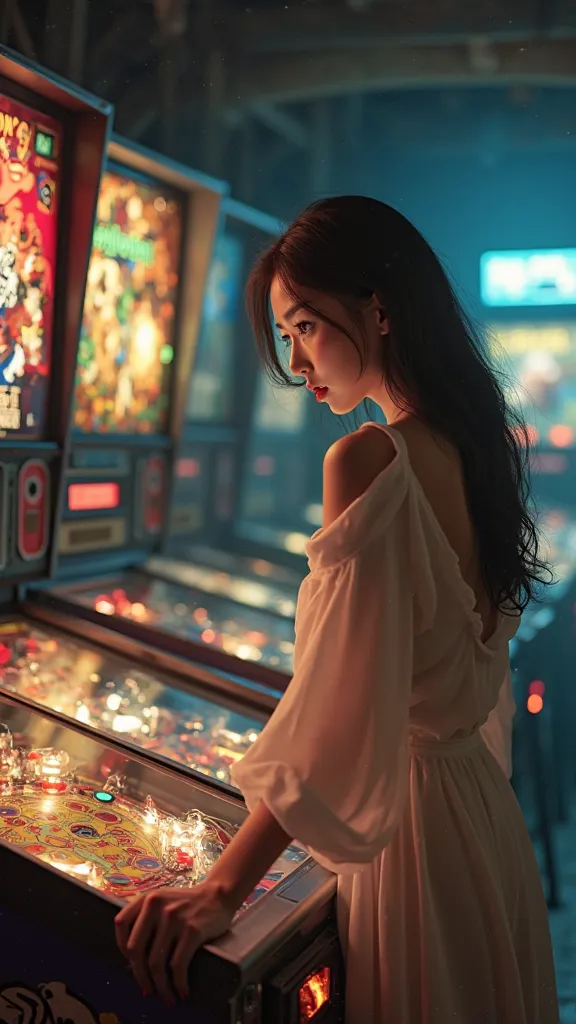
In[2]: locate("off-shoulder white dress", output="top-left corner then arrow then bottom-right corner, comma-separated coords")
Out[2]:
232,425 -> 558,1024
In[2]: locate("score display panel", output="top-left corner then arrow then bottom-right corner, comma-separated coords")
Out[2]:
72,163 -> 184,436
0,93 -> 61,440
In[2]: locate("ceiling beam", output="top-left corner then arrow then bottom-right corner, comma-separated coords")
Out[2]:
226,0 -> 576,54
251,103 -> 310,148
229,38 -> 576,107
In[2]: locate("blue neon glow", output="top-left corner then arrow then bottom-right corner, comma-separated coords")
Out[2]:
480,249 -> 576,307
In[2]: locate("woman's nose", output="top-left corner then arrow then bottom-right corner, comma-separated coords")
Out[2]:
289,340 -> 309,377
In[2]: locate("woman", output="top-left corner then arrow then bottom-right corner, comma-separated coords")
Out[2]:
116,196 -> 558,1022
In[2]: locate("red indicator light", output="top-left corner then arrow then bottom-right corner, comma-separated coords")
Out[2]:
299,965 -> 331,1021
254,455 -> 275,476
176,458 -> 200,478
528,680 -> 545,697
68,482 -> 120,512
549,424 -> 574,448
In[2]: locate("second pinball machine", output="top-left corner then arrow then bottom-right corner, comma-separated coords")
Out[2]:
29,195 -> 300,693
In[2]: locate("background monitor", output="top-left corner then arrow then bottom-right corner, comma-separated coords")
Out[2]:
481,249 -> 576,308
0,93 -> 62,439
73,164 -> 184,435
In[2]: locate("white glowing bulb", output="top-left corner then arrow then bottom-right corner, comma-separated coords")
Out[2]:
75,704 -> 91,725
112,714 -> 142,734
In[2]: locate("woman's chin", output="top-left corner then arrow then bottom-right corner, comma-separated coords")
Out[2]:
325,394 -> 360,416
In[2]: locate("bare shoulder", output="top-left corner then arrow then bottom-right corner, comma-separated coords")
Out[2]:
323,426 -> 396,529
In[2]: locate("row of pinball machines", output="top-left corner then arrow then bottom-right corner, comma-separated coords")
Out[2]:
0,44 -> 343,1024
483,250 -> 576,907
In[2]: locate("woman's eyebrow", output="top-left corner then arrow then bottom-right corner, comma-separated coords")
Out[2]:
275,303 -> 305,328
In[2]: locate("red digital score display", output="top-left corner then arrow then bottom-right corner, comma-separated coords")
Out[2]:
68,482 -> 120,512
175,457 -> 200,478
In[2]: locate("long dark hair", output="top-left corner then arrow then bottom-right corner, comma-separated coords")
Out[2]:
246,195 -> 550,613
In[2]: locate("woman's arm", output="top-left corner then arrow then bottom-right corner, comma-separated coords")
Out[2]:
115,801 -> 291,1003
209,799 -> 293,908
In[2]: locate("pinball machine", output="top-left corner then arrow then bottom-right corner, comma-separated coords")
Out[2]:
27,195 -> 301,692
483,249 -> 576,700
0,695 -> 343,1023
0,51 -> 344,1022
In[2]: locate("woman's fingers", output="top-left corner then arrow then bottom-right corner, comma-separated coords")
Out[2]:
124,893 -> 161,995
170,925 -> 203,1001
114,897 -> 141,960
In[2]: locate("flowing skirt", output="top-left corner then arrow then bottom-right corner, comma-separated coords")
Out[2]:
337,734 -> 558,1024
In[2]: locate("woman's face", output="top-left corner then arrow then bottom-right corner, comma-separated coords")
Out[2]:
270,276 -> 387,416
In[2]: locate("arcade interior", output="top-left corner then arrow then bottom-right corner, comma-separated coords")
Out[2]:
0,2 -> 576,1021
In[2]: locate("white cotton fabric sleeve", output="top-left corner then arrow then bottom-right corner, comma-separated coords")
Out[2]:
479,661 -> 516,779
231,496 -> 416,875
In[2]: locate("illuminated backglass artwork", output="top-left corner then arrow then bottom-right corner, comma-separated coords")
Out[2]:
0,95 -> 61,438
73,166 -> 183,435
490,323 -> 576,447
186,231 -> 243,422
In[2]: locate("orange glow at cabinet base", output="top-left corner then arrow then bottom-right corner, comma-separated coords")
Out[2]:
299,965 -> 331,1020
68,482 -> 120,512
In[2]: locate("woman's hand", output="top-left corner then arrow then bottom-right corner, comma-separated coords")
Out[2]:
114,881 -> 235,1003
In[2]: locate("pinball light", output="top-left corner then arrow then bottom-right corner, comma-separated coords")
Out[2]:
527,693 -> 544,715
0,722 -> 13,752
39,749 -> 69,793
548,424 -> 574,448
0,728 -> 14,781
50,857 -> 103,886
298,966 -> 331,1021
112,714 -> 143,735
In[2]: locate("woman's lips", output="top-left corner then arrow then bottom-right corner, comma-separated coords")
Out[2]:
305,382 -> 329,401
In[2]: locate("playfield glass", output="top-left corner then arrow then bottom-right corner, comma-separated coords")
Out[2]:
73,165 -> 183,435
146,554 -> 299,619
0,616 -> 265,787
0,695 -> 307,908
490,323 -> 576,447
0,94 -> 62,438
49,570 -> 295,677
186,231 -> 242,422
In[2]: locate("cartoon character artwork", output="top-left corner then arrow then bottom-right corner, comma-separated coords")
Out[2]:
0,97 -> 61,437
0,981 -> 120,1024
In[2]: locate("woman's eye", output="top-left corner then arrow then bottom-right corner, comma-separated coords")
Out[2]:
296,321 -> 313,336
280,335 -> 291,349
